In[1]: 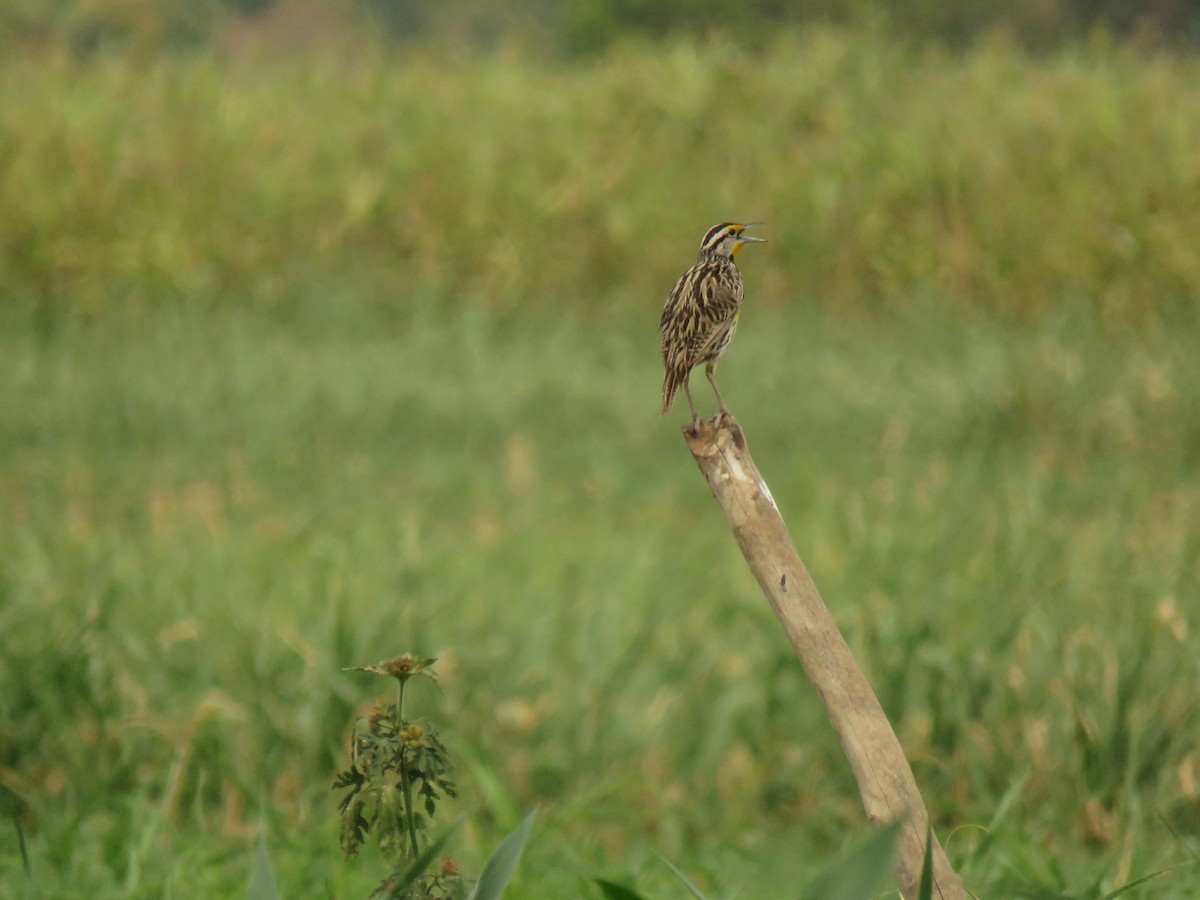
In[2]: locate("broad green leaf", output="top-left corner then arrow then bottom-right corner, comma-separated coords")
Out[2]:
466,807 -> 539,900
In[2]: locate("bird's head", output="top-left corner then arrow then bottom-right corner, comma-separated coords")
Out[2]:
698,222 -> 766,260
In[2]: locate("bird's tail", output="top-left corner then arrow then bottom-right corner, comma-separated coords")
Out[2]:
661,368 -> 682,416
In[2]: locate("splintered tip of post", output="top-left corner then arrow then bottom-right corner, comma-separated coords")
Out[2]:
682,412 -> 743,448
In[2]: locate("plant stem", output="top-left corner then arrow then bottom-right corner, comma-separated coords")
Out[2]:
396,677 -> 421,859
399,750 -> 421,860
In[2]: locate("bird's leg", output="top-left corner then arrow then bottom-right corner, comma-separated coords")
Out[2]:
683,378 -> 700,427
706,362 -> 729,419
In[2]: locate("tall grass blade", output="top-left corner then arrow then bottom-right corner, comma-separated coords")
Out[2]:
1095,862 -> 1198,899
2,787 -> 40,900
652,854 -> 705,897
248,834 -> 279,900
971,772 -> 1030,863
1159,811 -> 1200,864
655,853 -> 708,899
465,807 -> 538,900
918,822 -> 934,900
383,826 -> 459,898
799,819 -> 902,900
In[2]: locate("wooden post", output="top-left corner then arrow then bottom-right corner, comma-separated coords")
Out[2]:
683,414 -> 965,900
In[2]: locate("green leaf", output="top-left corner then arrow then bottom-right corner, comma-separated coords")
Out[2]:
346,654 -> 439,682
970,772 -> 1029,863
379,826 -> 460,899
655,854 -> 708,900
594,878 -> 647,900
457,750 -> 520,827
248,833 -> 278,900
466,807 -> 539,900
799,819 -> 903,900
7,804 -> 40,900
917,822 -> 934,900
1159,812 -> 1200,864
1096,862 -> 1196,899
340,793 -> 370,857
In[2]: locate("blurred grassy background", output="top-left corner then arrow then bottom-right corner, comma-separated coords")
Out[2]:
2,21 -> 1200,900
6,34 -> 1200,323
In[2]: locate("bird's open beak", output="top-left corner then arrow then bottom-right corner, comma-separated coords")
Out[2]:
738,223 -> 767,243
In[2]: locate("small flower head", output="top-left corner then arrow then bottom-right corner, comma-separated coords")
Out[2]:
399,724 -> 425,748
439,857 -> 460,877
367,701 -> 388,729
346,653 -> 438,685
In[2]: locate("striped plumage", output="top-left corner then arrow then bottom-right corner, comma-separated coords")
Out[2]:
659,222 -> 765,419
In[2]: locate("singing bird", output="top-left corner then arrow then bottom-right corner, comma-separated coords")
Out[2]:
659,222 -> 766,421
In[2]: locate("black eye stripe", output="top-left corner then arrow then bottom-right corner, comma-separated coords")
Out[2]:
702,223 -> 741,249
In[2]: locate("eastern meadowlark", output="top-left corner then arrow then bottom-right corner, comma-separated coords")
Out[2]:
659,222 -> 766,421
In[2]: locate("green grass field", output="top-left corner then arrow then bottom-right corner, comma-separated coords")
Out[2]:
2,30 -> 1200,898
